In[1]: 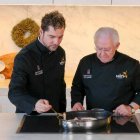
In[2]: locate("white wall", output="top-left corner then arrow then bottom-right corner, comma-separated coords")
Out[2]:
1,5 -> 140,86
0,0 -> 140,5
0,0 -> 53,4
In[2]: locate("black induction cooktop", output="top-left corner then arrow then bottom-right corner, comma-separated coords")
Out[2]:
17,114 -> 140,134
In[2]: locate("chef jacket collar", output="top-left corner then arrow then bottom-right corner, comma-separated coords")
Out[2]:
96,51 -> 119,65
37,37 -> 52,54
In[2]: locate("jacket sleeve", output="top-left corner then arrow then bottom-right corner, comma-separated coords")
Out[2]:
71,60 -> 85,108
132,61 -> 140,105
8,54 -> 38,114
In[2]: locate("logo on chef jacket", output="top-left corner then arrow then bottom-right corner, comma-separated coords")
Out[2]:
83,69 -> 92,79
59,57 -> 65,65
35,65 -> 43,75
116,71 -> 128,79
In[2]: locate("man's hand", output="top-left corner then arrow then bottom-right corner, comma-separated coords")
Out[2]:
113,104 -> 132,116
35,99 -> 52,113
113,117 -> 131,125
72,102 -> 85,111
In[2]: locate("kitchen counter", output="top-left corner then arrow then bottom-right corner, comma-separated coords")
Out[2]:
0,113 -> 140,140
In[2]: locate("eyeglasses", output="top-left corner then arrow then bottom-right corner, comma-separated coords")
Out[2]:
95,47 -> 113,53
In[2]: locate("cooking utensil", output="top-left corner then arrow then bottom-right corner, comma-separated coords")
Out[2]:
51,107 -> 64,120
60,108 -> 112,130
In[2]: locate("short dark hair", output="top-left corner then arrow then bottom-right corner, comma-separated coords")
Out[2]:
41,10 -> 66,31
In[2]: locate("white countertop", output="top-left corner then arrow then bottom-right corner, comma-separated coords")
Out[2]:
0,113 -> 140,140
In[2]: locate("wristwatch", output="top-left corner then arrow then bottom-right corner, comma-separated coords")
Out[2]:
129,104 -> 135,114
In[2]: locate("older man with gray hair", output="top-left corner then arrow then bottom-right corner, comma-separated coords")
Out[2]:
71,27 -> 140,116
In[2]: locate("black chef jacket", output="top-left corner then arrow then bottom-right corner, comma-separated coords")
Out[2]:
71,52 -> 140,111
8,39 -> 66,114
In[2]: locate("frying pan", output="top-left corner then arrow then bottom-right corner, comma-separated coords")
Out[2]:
59,108 -> 112,130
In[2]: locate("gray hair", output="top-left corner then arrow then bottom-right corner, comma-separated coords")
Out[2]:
94,27 -> 120,46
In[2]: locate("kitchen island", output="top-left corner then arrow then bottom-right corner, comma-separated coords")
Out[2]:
0,113 -> 140,140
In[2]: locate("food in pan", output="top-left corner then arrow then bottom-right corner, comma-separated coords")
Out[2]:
73,117 -> 97,121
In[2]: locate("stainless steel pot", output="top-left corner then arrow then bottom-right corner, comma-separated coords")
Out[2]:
60,108 -> 112,130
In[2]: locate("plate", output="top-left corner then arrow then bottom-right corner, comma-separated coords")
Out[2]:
0,61 -> 5,72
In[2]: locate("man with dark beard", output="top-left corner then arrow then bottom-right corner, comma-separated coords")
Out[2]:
8,11 -> 66,114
